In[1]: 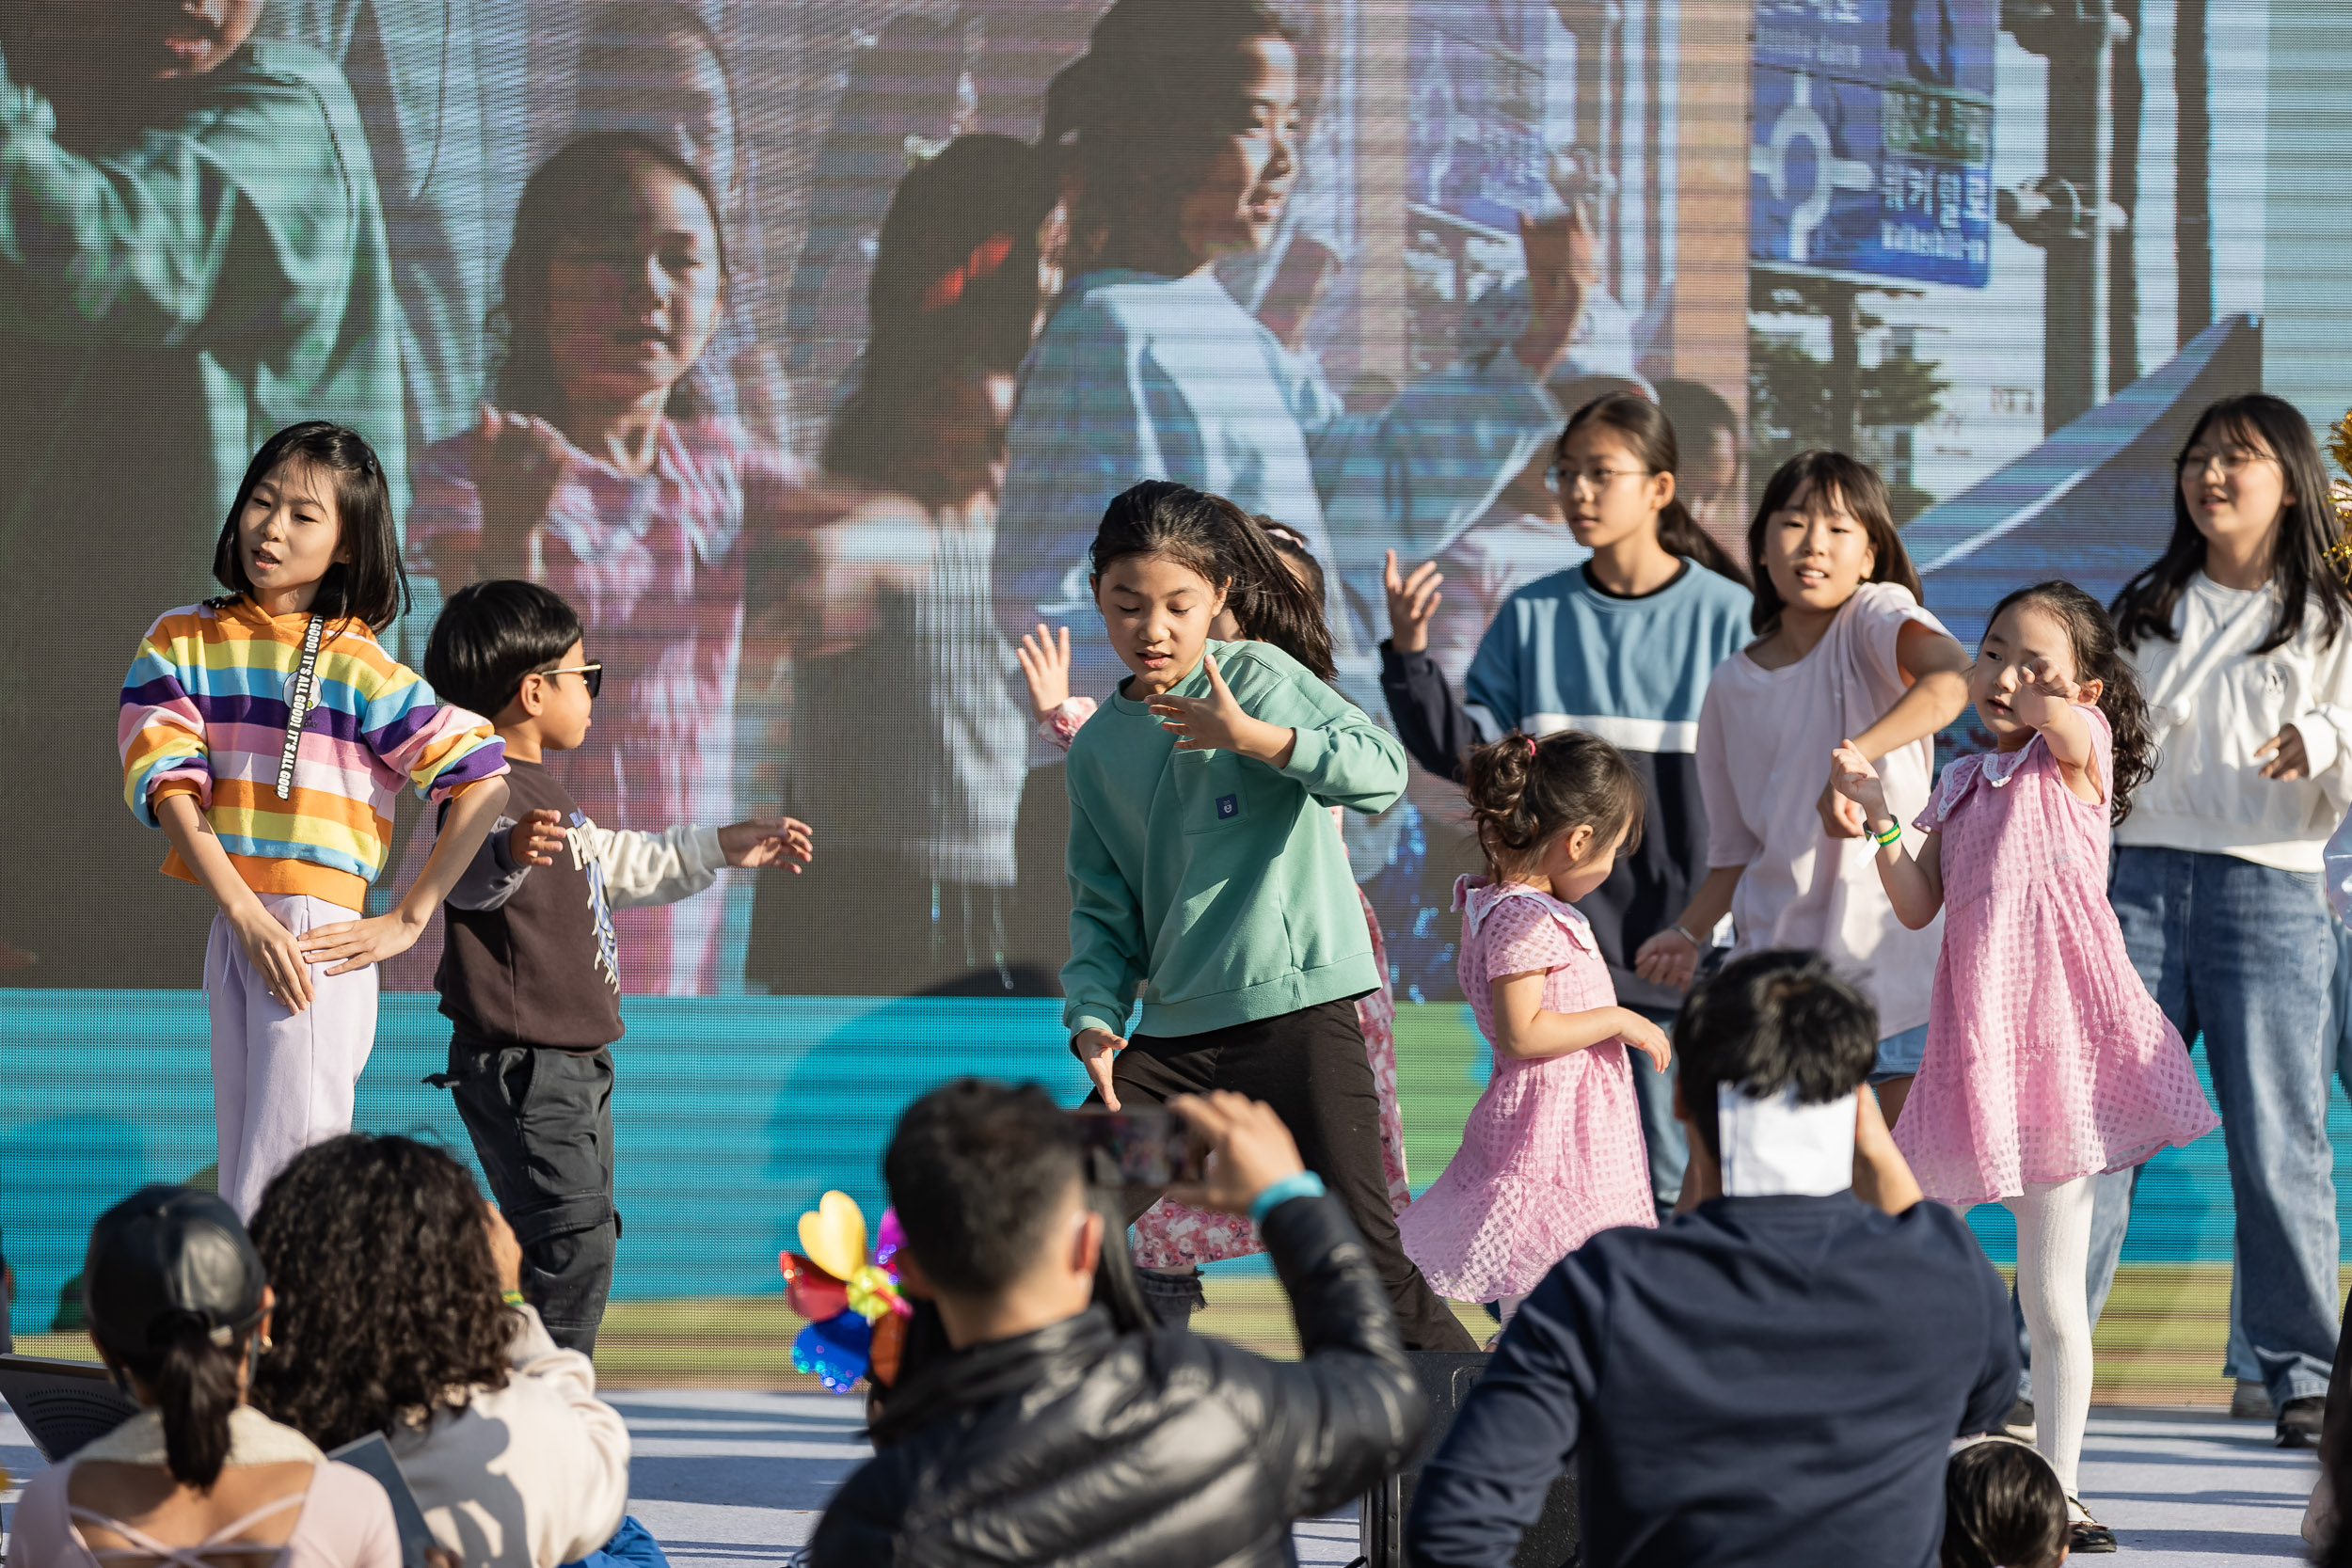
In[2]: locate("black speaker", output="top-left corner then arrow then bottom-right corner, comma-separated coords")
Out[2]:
1356,1350 -> 1581,1568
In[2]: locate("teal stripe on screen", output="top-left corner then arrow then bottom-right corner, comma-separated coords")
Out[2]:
1,990 -> 2343,1332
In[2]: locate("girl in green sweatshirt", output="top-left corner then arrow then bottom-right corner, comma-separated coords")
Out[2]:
1061,480 -> 1475,1350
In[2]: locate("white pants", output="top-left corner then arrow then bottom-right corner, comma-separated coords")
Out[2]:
2005,1175 -> 2098,1497
205,894 -> 378,1219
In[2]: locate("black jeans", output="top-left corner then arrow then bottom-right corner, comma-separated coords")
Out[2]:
439,1040 -> 619,1355
1108,998 -> 1476,1353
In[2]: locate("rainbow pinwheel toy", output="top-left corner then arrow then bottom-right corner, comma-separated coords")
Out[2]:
778,1191 -> 911,1392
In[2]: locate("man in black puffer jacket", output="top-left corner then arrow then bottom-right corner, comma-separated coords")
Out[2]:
810,1078 -> 1430,1567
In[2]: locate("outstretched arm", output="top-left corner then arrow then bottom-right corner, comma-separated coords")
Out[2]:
300,779 -> 510,974
1817,620 -> 1972,838
1831,741 -> 1944,928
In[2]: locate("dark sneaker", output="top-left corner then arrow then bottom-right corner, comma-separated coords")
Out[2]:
2231,1379 -> 2275,1420
2001,1398 -> 2035,1439
2278,1395 -> 2325,1449
2067,1497 -> 2118,1554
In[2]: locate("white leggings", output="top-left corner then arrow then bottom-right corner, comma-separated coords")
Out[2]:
2004,1175 -> 2097,1497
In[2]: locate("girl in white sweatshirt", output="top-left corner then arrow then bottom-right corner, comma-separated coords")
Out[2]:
2096,392 -> 2352,1450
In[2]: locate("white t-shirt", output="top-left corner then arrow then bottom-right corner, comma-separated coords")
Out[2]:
1697,582 -> 1948,1038
2115,572 -> 2352,871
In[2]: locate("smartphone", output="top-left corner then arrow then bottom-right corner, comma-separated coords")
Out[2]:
1069,1106 -> 1201,1187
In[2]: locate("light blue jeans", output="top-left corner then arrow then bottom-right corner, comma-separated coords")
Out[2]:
1629,1003 -> 1690,1222
2059,847 -> 2340,1408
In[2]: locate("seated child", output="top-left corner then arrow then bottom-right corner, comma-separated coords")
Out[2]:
421,578 -> 813,1352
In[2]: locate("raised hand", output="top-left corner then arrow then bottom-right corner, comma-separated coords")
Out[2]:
2009,657 -> 2082,732
721,815 -> 816,870
473,404 -> 573,578
1017,623 -> 1075,720
1830,738 -> 1891,825
2256,723 -> 2312,781
510,808 -> 567,868
1073,1026 -> 1127,1111
1383,550 -> 1444,654
1162,1091 -> 1309,1216
1818,752 -> 1870,839
1147,653 -> 1294,764
1514,200 -> 1598,379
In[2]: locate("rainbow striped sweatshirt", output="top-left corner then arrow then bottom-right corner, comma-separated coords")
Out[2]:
120,597 -> 510,911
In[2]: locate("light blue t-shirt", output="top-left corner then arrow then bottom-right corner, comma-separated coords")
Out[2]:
1463,559 -> 1756,753
994,267 -> 1564,703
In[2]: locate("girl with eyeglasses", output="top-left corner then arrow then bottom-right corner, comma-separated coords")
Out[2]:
2098,393 -> 2352,1450
1381,392 -> 1752,1219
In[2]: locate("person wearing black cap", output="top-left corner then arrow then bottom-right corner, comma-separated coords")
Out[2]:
8,1186 -> 401,1568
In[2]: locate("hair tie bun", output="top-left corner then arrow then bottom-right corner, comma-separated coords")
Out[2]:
921,232 -> 1016,312
1525,736 -> 1539,758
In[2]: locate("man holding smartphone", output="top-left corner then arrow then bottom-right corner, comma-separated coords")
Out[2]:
809,1081 -> 1427,1567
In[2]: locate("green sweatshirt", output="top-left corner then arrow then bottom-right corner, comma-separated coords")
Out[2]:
1062,640 -> 1406,1039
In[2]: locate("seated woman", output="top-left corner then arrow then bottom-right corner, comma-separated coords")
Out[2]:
246,1134 -> 633,1568
10,1187 -> 398,1568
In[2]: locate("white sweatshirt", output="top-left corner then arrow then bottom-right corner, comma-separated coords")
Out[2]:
2115,572 -> 2352,872
387,1306 -> 633,1568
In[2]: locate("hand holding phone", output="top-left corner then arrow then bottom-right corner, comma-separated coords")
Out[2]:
1163,1092 -> 1308,1217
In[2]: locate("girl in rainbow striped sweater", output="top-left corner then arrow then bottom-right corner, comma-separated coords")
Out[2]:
120,422 -> 512,1217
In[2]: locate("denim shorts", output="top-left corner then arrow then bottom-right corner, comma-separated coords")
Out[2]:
1870,1022 -> 1929,1084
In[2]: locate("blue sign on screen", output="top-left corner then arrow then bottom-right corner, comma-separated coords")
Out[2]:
1750,0 -> 1997,288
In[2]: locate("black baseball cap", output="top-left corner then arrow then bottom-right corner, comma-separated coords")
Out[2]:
83,1186 -> 267,1359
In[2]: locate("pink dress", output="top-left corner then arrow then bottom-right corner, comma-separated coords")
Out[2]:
399,416 -> 823,994
1894,707 -> 2218,1208
1037,697 -> 1411,1269
1397,876 -> 1655,1301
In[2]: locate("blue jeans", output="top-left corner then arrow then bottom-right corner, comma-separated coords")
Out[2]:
2078,847 -> 2340,1407
1872,1022 -> 1929,1085
1630,1003 -> 1689,1222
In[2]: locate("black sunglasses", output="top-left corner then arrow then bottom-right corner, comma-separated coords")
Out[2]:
540,661 -> 604,699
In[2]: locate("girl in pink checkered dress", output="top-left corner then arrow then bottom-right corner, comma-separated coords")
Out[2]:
1397,729 -> 1665,1326
1832,579 -> 2217,1533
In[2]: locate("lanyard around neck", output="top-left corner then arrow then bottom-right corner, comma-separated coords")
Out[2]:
274,614 -> 326,800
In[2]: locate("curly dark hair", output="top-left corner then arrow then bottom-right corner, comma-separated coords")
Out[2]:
1984,580 -> 2156,825
1462,729 -> 1645,875
246,1134 -> 515,1449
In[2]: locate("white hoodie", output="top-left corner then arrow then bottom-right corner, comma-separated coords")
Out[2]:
2115,572 -> 2352,872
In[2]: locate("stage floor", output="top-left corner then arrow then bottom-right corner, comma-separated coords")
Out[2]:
2,1392 -> 2319,1564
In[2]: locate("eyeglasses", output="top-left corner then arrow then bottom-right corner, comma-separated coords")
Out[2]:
1546,467 -> 1654,496
538,662 -> 604,699
2182,446 -> 2276,476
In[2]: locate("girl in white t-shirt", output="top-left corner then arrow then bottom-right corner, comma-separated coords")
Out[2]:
2101,392 -> 2352,1447
1633,451 -> 1971,1126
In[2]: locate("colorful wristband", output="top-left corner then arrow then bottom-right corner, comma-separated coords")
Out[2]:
501,1289 -> 526,1307
1248,1170 -> 1327,1224
1872,821 -> 1903,847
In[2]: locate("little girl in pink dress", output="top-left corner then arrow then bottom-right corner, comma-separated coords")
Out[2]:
1397,730 -> 1664,1323
1834,580 -> 2217,1543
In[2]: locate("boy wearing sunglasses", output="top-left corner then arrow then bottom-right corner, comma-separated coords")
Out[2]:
419,578 -> 815,1353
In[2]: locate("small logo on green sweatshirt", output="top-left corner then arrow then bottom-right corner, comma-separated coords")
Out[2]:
1216,794 -> 1239,819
